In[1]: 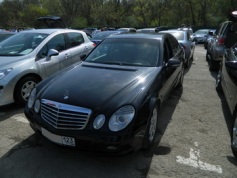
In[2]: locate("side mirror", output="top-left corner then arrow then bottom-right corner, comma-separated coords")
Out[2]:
47,49 -> 59,57
167,58 -> 181,68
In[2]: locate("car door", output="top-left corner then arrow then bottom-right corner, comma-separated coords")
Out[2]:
222,45 -> 237,114
66,32 -> 91,64
36,33 -> 72,79
168,35 -> 183,86
159,38 -> 178,101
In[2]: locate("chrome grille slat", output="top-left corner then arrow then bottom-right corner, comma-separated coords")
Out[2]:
56,119 -> 86,124
42,109 -> 58,120
41,99 -> 92,130
57,115 -> 88,120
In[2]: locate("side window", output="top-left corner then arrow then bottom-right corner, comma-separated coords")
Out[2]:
168,36 -> 178,56
47,34 -> 66,52
68,32 -> 85,47
187,32 -> 191,40
163,42 -> 170,63
37,34 -> 66,59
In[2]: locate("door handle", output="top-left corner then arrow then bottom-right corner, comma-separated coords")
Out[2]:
65,53 -> 70,58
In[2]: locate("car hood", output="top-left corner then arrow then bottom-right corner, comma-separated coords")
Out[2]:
0,55 -> 31,69
38,62 -> 161,111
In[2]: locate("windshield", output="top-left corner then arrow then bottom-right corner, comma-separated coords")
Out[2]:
0,32 -> 48,56
85,38 -> 159,67
195,29 -> 209,34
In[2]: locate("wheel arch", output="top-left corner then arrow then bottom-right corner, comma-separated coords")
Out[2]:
13,73 -> 42,101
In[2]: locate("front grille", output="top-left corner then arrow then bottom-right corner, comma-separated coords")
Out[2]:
41,99 -> 92,130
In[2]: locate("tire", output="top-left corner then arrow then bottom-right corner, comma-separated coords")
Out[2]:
231,112 -> 237,159
216,70 -> 222,91
142,105 -> 158,150
14,76 -> 40,106
177,65 -> 184,89
184,58 -> 189,68
209,57 -> 219,71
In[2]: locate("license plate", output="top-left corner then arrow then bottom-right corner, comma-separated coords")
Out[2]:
62,136 -> 75,146
41,128 -> 75,147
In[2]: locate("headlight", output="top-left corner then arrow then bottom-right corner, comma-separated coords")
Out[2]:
109,105 -> 135,132
28,88 -> 36,109
0,68 -> 13,80
34,99 -> 41,113
93,114 -> 105,129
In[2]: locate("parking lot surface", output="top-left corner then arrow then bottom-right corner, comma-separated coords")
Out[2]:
0,45 -> 236,178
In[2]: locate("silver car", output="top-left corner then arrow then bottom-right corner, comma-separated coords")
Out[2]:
0,29 -> 95,106
192,29 -> 210,44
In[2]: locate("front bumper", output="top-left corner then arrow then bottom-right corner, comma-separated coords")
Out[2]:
0,81 -> 15,106
24,107 -> 145,154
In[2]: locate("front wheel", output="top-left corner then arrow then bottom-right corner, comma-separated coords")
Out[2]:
231,112 -> 237,159
142,105 -> 158,150
14,76 -> 40,106
216,70 -> 222,91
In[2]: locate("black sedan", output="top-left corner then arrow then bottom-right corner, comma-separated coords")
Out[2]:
24,33 -> 185,153
216,43 -> 237,159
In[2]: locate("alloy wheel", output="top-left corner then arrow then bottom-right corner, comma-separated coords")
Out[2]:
21,80 -> 37,101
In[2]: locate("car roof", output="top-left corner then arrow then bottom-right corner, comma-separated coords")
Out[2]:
160,30 -> 185,34
0,31 -> 17,34
18,28 -> 83,35
106,32 -> 166,40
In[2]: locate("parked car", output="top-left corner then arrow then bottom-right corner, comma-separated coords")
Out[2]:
137,28 -> 159,33
203,29 -> 216,49
0,28 -> 95,107
35,16 -> 66,29
206,21 -> 234,71
0,31 -> 16,42
178,27 -> 194,38
193,29 -> 211,44
216,13 -> 237,159
116,28 -> 136,32
90,30 -> 122,45
216,44 -> 237,159
160,30 -> 195,68
24,33 -> 185,153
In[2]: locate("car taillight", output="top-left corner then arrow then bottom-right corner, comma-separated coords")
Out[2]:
218,38 -> 225,45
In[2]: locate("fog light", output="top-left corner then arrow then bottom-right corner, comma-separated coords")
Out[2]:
93,114 -> 105,129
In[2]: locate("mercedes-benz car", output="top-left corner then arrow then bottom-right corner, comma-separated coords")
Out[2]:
24,33 -> 185,153
0,28 -> 95,106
